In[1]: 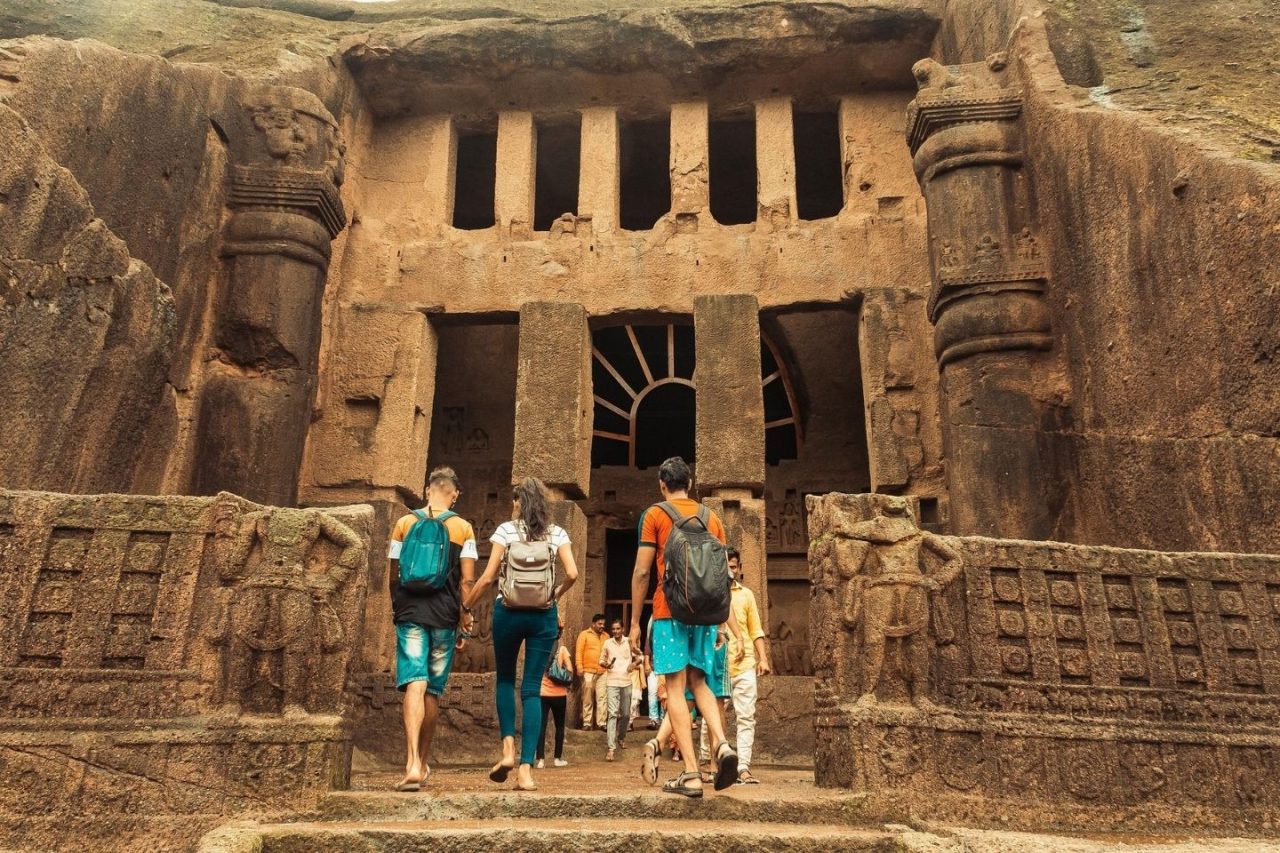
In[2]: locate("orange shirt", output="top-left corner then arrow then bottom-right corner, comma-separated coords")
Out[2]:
638,498 -> 727,621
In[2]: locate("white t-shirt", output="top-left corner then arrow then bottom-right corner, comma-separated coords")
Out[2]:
490,520 -> 571,550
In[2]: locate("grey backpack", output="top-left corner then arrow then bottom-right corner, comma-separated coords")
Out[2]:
499,524 -> 558,610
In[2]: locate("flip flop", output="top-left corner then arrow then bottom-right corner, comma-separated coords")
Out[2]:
641,738 -> 660,785
393,779 -> 421,792
662,770 -> 704,798
713,741 -> 739,792
489,760 -> 515,784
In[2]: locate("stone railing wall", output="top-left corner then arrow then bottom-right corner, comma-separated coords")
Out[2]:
809,492 -> 1280,832
0,490 -> 372,852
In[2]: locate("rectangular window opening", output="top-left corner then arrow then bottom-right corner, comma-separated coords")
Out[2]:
709,115 -> 757,226
619,117 -> 671,231
452,129 -> 497,230
794,109 -> 844,221
534,119 -> 582,232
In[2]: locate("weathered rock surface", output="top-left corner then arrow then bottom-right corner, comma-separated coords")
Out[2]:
0,102 -> 175,493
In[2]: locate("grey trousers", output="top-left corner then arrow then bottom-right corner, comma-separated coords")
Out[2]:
605,684 -> 632,750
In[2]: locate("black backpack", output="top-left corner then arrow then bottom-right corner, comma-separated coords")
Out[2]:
656,502 -> 731,626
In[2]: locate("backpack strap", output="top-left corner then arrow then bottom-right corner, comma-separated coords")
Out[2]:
435,510 -> 456,522
411,509 -> 427,522
656,501 -> 684,523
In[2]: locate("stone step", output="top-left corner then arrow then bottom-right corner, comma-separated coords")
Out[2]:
228,817 -> 898,852
317,788 -> 869,826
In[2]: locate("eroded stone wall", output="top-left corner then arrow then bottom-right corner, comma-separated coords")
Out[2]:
0,490 -> 372,852
810,492 -> 1280,831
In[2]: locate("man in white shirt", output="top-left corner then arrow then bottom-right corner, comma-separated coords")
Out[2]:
599,618 -> 636,760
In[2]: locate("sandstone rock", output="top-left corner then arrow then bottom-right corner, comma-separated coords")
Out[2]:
0,102 -> 175,493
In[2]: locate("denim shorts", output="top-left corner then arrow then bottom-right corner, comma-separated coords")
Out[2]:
395,621 -> 457,695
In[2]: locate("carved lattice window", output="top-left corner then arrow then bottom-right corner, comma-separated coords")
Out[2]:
590,323 -> 800,468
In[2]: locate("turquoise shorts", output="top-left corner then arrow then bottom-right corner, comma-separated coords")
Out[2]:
395,622 -> 456,695
650,617 -> 718,678
685,641 -> 729,701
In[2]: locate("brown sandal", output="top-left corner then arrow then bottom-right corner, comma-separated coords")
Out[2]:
662,770 -> 704,798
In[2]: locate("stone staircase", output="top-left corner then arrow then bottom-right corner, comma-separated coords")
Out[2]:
197,759 -> 898,852
196,744 -> 1280,853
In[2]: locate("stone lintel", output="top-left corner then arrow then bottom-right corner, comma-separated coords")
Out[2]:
495,110 -> 536,238
755,97 -> 797,227
694,294 -> 765,494
578,107 -> 619,232
511,301 -> 592,499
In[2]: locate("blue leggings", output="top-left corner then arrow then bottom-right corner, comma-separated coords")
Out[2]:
491,601 -> 559,765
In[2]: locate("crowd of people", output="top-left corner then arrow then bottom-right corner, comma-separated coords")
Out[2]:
386,456 -> 771,796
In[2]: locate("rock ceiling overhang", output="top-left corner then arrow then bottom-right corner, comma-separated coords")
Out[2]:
340,1 -> 942,120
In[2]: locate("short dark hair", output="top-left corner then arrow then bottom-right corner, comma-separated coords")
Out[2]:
658,456 -> 691,492
427,466 -> 460,490
611,618 -> 623,628
726,548 -> 741,562
592,613 -> 606,623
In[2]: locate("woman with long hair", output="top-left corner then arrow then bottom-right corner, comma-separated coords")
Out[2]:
461,476 -> 578,791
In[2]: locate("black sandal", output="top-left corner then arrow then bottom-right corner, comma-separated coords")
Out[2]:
662,770 -> 704,798
489,760 -> 515,783
713,741 -> 739,791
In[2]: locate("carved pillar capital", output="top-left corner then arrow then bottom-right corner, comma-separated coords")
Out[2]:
223,86 -> 348,263
906,54 -> 1051,367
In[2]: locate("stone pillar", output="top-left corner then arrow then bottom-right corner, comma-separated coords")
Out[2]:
705,493 -> 769,631
194,84 -> 347,507
670,101 -> 710,229
858,288 -> 945,502
694,295 -> 768,624
301,305 -> 437,670
549,500 -> 589,640
578,107 -> 619,233
421,115 -> 457,229
906,54 -> 1059,539
511,302 -> 593,633
755,97 -> 797,229
496,110 -> 536,239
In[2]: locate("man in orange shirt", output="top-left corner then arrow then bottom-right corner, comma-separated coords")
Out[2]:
628,456 -> 745,798
574,614 -> 608,728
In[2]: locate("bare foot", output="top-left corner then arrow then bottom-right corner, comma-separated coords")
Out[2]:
396,763 -> 424,792
514,764 -> 537,791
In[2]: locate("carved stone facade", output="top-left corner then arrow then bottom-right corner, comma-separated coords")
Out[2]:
811,491 -> 1280,830
0,490 -> 371,850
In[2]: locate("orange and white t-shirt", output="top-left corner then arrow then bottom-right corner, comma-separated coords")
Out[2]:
387,508 -> 477,629
637,498 -> 727,621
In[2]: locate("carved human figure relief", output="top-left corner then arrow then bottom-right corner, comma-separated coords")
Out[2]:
249,105 -> 312,166
208,494 -> 364,716
839,494 -> 962,712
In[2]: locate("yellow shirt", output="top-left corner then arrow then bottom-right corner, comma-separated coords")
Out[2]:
726,582 -> 766,679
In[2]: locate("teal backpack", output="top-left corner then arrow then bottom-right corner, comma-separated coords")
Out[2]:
398,509 -> 456,593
